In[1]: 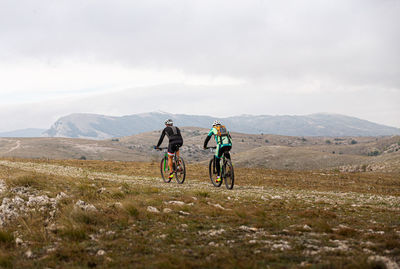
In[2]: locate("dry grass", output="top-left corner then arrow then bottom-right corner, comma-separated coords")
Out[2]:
0,158 -> 399,268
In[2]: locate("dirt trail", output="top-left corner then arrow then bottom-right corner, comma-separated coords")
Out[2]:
1,140 -> 21,153
0,160 -> 399,210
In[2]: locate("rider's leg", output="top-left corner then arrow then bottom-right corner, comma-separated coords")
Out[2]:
215,145 -> 222,177
168,154 -> 173,172
215,156 -> 221,176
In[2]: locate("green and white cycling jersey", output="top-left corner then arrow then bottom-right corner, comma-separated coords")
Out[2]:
207,127 -> 232,146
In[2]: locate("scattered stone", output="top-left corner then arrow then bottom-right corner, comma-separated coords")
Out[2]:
199,229 -> 225,237
46,247 -> 57,253
74,200 -> 97,212
163,208 -> 172,213
178,211 -> 190,216
208,202 -> 229,210
55,192 -> 68,201
157,234 -> 167,239
0,179 -> 6,193
25,249 -> 33,258
181,224 -> 188,229
166,201 -> 186,206
147,206 -> 160,213
15,237 -> 23,246
239,226 -> 258,233
97,187 -> 106,193
272,242 -> 291,251
303,224 -> 312,231
113,202 -> 123,209
97,250 -> 106,256
368,255 -> 400,269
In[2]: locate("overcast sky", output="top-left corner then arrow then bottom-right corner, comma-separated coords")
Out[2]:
0,0 -> 399,131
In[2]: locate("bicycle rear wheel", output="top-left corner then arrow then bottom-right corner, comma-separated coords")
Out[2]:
209,157 -> 222,187
175,157 -> 186,184
160,157 -> 172,183
223,159 -> 234,190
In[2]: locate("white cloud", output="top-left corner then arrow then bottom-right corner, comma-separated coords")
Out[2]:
0,0 -> 399,130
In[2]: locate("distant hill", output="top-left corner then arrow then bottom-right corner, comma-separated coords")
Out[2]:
0,128 -> 46,138
1,128 -> 400,172
41,112 -> 400,139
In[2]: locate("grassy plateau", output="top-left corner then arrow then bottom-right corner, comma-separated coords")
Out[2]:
0,158 -> 399,268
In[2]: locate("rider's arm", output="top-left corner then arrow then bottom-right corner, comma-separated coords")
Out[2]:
156,128 -> 166,148
203,129 -> 214,148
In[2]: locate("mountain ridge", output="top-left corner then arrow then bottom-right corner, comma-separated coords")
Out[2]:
41,112 -> 400,139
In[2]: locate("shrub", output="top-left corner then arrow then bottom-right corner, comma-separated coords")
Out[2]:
195,191 -> 210,198
325,140 -> 331,144
265,139 -> 269,143
368,150 -> 380,156
350,139 -> 357,145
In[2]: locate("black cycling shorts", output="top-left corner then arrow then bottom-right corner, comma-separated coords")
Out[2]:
168,140 -> 183,155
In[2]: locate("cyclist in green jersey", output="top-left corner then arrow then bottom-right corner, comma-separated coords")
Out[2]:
203,120 -> 232,183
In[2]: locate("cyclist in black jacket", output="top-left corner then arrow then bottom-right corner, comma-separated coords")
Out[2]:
154,119 -> 183,180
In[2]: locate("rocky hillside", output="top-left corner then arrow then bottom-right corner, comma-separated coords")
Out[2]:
42,112 -> 400,139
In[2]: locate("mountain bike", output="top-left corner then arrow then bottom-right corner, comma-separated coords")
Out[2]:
156,147 -> 186,184
205,146 -> 234,189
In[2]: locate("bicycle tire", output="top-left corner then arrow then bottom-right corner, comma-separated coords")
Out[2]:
175,157 -> 186,184
209,158 -> 222,187
223,159 -> 234,190
160,157 -> 172,183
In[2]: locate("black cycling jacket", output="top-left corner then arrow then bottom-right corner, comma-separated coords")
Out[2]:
156,126 -> 183,147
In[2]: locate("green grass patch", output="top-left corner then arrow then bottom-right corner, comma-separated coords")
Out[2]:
60,227 -> 88,242
0,230 -> 14,248
124,203 -> 140,218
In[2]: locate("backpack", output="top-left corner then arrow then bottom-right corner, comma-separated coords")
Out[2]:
215,125 -> 231,145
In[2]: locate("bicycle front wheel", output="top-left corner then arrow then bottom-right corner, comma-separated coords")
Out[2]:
209,157 -> 222,187
160,157 -> 172,183
175,157 -> 186,184
223,159 -> 234,190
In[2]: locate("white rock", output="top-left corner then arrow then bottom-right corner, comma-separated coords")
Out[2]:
15,237 -> 23,246
74,200 -> 97,212
56,192 -> 68,200
368,255 -> 400,269
147,206 -> 160,213
239,226 -> 258,232
113,202 -> 123,209
166,201 -> 186,206
25,249 -> 33,258
163,208 -> 172,213
158,234 -> 167,239
0,179 -> 7,193
303,225 -> 312,231
178,211 -> 190,216
97,250 -> 106,256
